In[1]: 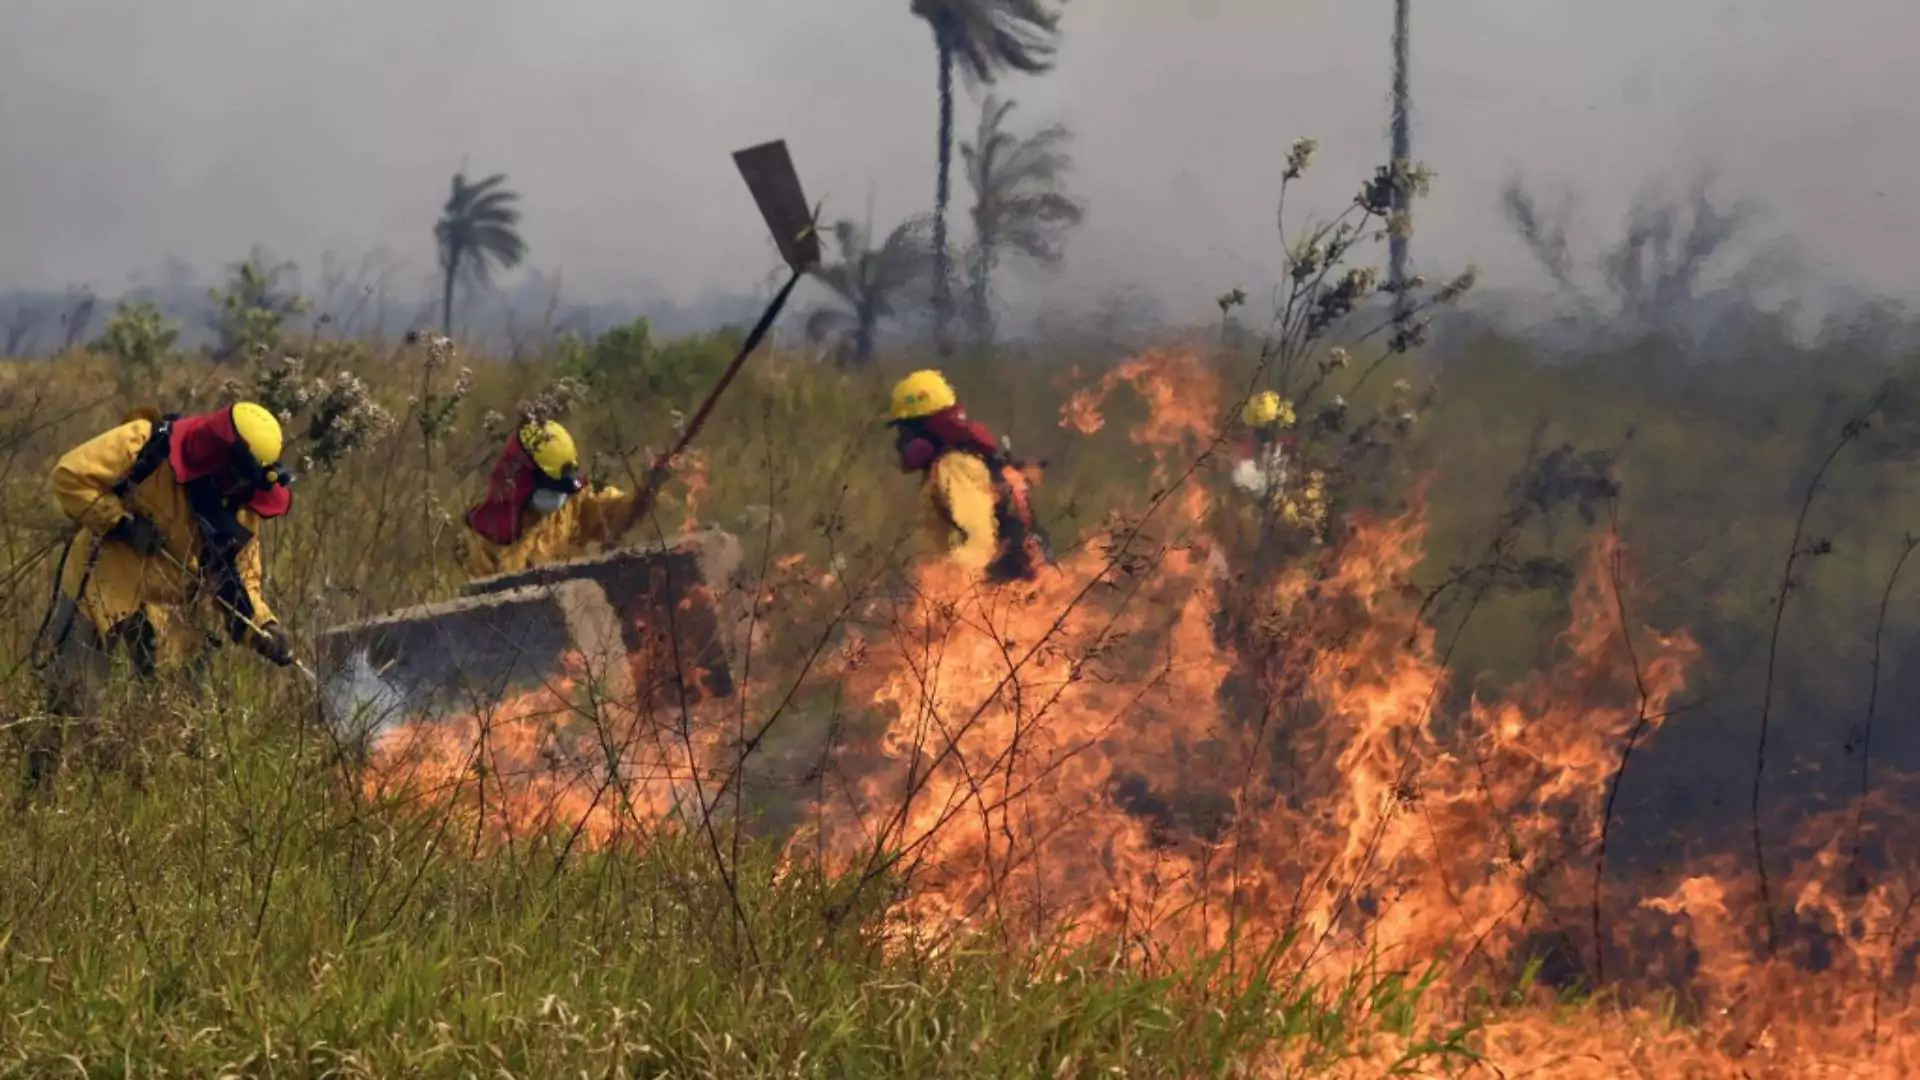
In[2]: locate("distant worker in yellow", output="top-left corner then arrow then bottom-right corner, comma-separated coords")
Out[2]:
1229,390 -> 1296,502
1221,388 -> 1327,555
1211,390 -> 1327,648
888,370 -> 1047,583
459,420 -> 640,579
31,402 -> 297,792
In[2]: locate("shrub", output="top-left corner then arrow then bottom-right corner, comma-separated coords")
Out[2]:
208,255 -> 310,362
560,317 -> 735,404
92,300 -> 181,391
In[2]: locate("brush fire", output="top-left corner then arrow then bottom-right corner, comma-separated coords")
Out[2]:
342,352 -> 1917,1077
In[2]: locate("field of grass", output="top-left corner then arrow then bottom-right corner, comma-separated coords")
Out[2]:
3,322 -> 1920,1077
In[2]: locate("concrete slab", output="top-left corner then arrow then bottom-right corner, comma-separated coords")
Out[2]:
317,530 -> 742,749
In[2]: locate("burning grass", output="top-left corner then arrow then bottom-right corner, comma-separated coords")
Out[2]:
3,339 -> 1919,1076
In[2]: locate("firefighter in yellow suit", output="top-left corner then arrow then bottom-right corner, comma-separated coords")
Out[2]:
922,452 -> 999,576
30,401 -> 296,795
888,370 -> 1043,582
459,419 -> 641,579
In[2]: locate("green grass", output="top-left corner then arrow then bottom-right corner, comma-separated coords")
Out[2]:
0,683 -> 1473,1077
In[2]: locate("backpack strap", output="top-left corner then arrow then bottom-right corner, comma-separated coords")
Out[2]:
111,413 -> 179,499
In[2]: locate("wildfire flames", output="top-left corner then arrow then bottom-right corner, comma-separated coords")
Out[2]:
672,448 -> 711,530
361,349 -> 1920,1075
821,349 -> 1920,1076
362,650 -> 724,850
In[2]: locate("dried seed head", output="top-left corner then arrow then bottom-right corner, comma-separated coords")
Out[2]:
1284,137 -> 1319,181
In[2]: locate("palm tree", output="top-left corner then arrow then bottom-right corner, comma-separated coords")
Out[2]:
961,95 -> 1083,346
435,171 -> 527,335
804,217 -> 931,365
909,0 -> 1062,357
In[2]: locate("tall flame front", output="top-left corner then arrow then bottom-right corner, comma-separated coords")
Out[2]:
819,349 -> 1920,1076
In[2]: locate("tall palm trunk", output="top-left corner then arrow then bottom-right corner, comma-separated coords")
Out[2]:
931,34 -> 956,358
441,249 -> 458,334
1388,0 -> 1412,324
969,231 -> 995,346
855,308 -> 878,364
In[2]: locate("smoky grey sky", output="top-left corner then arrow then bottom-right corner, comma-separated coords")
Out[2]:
1,0 -> 1912,320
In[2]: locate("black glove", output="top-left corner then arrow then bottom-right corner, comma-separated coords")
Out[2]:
108,513 -> 166,556
251,622 -> 295,668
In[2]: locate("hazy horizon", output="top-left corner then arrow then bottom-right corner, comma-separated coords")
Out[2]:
3,1 -> 1912,325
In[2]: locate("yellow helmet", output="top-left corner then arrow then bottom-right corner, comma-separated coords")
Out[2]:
890,369 -> 958,422
231,402 -> 284,466
519,420 -> 578,480
1241,390 -> 1294,429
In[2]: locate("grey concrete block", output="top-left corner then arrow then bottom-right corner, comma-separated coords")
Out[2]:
317,530 -> 741,748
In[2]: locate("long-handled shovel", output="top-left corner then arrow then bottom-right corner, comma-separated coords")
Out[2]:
623,140 -> 822,528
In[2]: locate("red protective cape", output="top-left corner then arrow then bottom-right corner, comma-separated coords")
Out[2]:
170,407 -> 292,517
897,403 -> 999,473
465,433 -> 541,545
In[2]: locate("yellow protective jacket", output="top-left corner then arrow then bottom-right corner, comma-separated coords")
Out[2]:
50,419 -> 276,664
459,486 -> 639,579
919,451 -> 999,575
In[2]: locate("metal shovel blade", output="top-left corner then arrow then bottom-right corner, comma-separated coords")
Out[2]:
733,140 -> 820,273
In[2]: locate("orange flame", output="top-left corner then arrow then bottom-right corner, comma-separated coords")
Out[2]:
363,649 -> 727,850
359,346 -> 1918,1074
676,450 -> 712,530
815,348 -> 1920,1076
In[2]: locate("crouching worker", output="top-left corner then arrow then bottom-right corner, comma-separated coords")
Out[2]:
28,402 -> 296,795
459,420 -> 639,579
888,370 -> 1048,584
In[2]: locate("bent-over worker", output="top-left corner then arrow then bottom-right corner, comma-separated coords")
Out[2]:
459,420 -> 640,579
31,401 -> 296,792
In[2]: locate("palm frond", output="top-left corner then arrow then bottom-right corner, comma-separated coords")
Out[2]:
1000,126 -> 1073,180
964,97 -> 1083,255
808,261 -> 861,308
466,191 -> 521,221
962,95 -> 1023,202
471,222 -> 527,256
996,195 -> 1084,264
914,0 -> 1061,85
462,173 -> 511,202
961,93 -> 1082,340
803,215 -> 930,361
